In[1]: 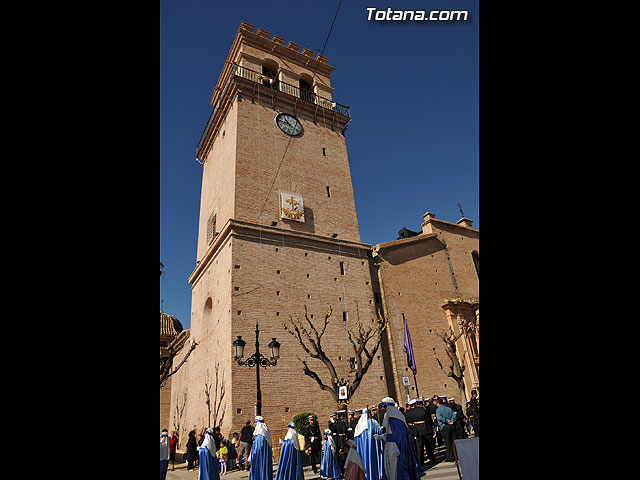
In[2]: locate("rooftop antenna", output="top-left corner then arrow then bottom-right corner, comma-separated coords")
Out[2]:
457,203 -> 465,218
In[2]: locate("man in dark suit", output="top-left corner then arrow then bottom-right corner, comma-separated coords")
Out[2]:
448,398 -> 468,439
405,399 -> 436,466
466,401 -> 479,437
333,410 -> 349,474
303,415 -> 322,474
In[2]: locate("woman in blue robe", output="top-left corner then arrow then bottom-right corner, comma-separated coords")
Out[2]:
198,428 -> 221,480
377,398 -> 420,480
319,429 -> 341,479
369,408 -> 383,480
354,409 -> 382,480
275,422 -> 304,480
249,416 -> 273,480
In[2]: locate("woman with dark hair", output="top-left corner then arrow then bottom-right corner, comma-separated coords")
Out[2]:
185,430 -> 199,472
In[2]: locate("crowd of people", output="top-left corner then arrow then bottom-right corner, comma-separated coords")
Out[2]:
160,390 -> 479,480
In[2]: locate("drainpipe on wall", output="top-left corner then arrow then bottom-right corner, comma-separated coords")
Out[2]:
375,261 -> 403,403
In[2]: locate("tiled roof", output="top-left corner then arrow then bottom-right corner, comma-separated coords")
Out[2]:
160,311 -> 184,337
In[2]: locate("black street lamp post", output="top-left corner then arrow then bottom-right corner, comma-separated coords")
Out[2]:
233,322 -> 280,416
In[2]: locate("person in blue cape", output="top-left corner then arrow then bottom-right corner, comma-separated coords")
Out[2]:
375,397 -> 421,480
198,428 -> 221,480
319,428 -> 341,480
354,408 -> 383,480
369,405 -> 384,480
275,422 -> 304,480
249,415 -> 273,480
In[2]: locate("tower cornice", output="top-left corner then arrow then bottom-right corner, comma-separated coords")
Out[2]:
189,218 -> 371,288
210,22 -> 335,108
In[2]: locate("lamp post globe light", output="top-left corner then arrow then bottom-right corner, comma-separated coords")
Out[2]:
233,335 -> 246,359
233,322 -> 280,416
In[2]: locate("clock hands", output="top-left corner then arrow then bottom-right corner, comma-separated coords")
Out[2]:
277,114 -> 302,136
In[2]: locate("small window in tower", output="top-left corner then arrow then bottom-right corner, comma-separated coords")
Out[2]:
326,186 -> 331,197
322,147 -> 326,156
342,311 -> 348,322
340,261 -> 345,275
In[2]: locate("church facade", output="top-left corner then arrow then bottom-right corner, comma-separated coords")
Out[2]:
166,22 -> 478,441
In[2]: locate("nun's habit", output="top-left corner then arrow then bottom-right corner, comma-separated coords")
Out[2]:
354,410 -> 383,480
249,416 -> 273,480
198,428 -> 221,480
319,429 -> 341,480
275,422 -> 304,480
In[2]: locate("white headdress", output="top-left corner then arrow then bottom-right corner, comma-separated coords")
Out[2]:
284,422 -> 300,450
254,417 -> 272,446
353,409 -> 369,438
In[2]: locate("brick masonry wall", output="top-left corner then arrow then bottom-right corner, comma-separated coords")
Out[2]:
374,221 -> 479,404
234,97 -> 361,242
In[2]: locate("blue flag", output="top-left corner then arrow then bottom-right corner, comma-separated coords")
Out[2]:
403,313 -> 417,374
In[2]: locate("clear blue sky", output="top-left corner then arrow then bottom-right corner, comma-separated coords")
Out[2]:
160,0 -> 479,329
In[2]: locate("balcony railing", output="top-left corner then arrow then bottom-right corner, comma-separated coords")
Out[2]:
233,63 -> 351,118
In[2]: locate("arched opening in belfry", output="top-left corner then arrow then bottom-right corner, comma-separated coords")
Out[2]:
299,74 -> 314,102
261,59 -> 278,86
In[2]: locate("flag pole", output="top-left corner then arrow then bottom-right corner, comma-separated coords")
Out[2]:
403,312 -> 420,398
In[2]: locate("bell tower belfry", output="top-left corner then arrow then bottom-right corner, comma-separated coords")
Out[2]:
194,21 -> 358,257
182,22 -> 385,437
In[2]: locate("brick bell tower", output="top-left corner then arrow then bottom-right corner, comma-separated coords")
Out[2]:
182,22 -> 387,438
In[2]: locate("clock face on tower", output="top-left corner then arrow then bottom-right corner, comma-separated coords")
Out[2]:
275,113 -> 303,137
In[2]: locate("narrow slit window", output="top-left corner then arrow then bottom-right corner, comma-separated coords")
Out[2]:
326,186 -> 331,197
339,261 -> 345,275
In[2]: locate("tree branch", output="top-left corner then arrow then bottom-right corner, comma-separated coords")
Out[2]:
160,340 -> 197,388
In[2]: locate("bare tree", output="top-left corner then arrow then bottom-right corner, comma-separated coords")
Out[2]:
283,303 -> 386,404
172,390 -> 187,448
160,339 -> 197,388
204,361 -> 226,428
433,325 -> 469,405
